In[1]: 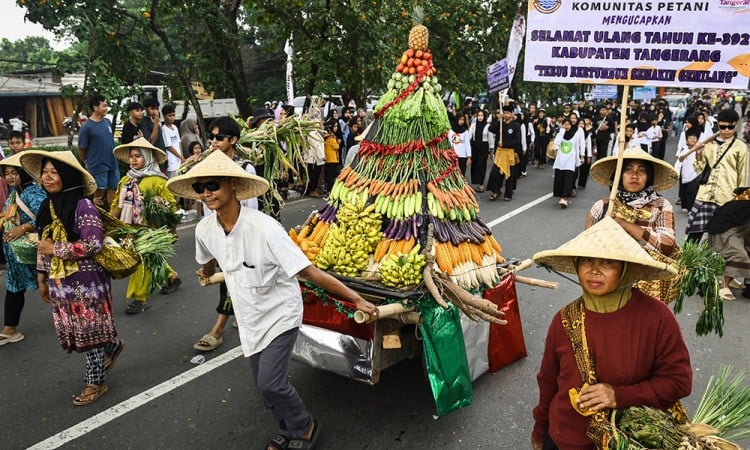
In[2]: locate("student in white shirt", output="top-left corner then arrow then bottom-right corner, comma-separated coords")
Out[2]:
645,114 -> 663,157
161,105 -> 184,178
166,151 -> 376,450
675,130 -> 702,213
449,115 -> 472,178
612,123 -> 642,156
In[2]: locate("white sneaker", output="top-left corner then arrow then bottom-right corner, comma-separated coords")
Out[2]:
559,198 -> 568,208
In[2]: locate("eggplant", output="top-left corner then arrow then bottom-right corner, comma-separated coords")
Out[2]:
404,221 -> 412,240
384,219 -> 396,239
412,215 -> 418,240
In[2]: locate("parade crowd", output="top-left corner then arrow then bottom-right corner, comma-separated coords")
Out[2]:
0,89 -> 748,450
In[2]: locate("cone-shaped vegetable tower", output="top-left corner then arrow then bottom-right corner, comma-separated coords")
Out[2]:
290,13 -> 504,291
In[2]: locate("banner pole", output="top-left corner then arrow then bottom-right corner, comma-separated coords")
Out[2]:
606,82 -> 630,218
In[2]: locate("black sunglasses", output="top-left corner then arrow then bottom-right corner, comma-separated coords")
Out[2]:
718,124 -> 736,130
208,133 -> 230,141
191,177 -> 229,194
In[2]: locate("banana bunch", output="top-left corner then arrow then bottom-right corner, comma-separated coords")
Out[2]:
378,243 -> 426,287
315,202 -> 383,278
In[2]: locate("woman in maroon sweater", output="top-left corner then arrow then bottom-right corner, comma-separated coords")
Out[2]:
531,216 -> 692,450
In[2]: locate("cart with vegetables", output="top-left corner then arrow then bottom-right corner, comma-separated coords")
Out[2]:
285,9 -> 549,415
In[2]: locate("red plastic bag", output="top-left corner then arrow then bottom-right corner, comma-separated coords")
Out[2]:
484,273 -> 527,372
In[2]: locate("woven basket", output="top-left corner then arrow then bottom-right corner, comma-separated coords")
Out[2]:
9,232 -> 38,265
93,236 -> 141,279
634,249 -> 685,304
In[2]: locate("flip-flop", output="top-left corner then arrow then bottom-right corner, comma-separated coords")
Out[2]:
193,334 -> 223,352
0,332 -> 24,346
287,420 -> 320,450
719,287 -> 736,301
73,384 -> 108,406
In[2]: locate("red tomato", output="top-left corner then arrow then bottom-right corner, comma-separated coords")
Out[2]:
409,67 -> 416,75
397,64 -> 404,72
407,58 -> 414,67
414,58 -> 422,67
406,48 -> 414,58
415,50 -> 423,58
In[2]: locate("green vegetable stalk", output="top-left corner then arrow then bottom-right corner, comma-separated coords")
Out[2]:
673,240 -> 726,337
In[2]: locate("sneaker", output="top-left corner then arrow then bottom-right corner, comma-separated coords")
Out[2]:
559,198 -> 568,208
160,277 -> 182,295
681,208 -> 688,214
521,171 -> 527,177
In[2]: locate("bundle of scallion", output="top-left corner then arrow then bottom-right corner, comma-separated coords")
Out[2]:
142,190 -> 182,229
115,226 -> 177,293
673,240 -> 726,337
692,365 -> 750,442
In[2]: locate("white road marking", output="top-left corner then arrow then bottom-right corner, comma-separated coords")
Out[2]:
30,194 -> 550,448
28,346 -> 244,450
485,193 -> 554,228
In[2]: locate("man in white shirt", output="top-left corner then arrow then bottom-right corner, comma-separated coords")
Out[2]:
166,150 -> 376,450
612,123 -> 641,156
161,105 -> 184,178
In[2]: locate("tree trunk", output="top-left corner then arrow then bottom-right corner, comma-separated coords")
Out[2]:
222,0 -> 251,118
148,0 -> 207,137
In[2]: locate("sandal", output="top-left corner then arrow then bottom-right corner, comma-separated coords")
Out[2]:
125,301 -> 150,315
287,420 -> 320,450
475,185 -> 485,193
489,193 -> 499,201
266,435 -> 290,450
73,384 -> 108,406
104,339 -> 126,373
193,334 -> 223,352
0,332 -> 24,346
719,287 -> 736,301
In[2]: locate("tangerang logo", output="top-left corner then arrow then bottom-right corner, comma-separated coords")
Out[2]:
533,0 -> 562,14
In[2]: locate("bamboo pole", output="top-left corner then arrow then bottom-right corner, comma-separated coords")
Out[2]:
677,132 -> 719,162
353,303 -> 415,324
515,275 -> 559,289
198,272 -> 225,286
606,84 -> 630,217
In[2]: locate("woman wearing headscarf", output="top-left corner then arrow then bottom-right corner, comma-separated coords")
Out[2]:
586,148 -> 679,257
20,150 -> 124,406
468,109 -> 491,191
179,118 -> 200,159
552,118 -> 583,208
448,115 -> 471,178
111,138 -> 180,314
0,154 -> 47,345
531,217 -> 691,450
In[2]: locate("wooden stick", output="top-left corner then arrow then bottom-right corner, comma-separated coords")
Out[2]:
607,84 -> 630,218
515,275 -> 559,289
498,258 -> 533,274
198,272 -> 225,286
677,132 -> 719,162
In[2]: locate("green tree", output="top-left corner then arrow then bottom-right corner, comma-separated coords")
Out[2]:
0,36 -> 60,74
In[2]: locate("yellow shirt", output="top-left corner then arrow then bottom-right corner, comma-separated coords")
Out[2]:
324,136 -> 340,164
694,138 -> 749,206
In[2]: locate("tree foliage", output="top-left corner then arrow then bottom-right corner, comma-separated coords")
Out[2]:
0,36 -> 60,75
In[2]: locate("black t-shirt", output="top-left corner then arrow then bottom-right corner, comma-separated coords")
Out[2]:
596,116 -> 614,137
121,121 -> 140,144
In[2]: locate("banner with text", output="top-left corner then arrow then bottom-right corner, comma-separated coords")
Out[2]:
487,59 -> 510,94
524,0 -> 750,89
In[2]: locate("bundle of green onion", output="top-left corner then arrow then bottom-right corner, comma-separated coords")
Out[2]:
114,226 -> 177,293
141,191 -> 182,229
673,240 -> 726,337
692,366 -> 750,442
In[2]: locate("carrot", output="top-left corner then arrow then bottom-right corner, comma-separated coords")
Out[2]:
344,170 -> 358,187
337,166 -> 352,181
382,182 -> 394,196
370,180 -> 383,195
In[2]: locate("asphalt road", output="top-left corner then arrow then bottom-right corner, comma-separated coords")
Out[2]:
4,138 -> 749,450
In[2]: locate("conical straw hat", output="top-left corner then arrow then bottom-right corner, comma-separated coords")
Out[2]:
113,137 -> 167,164
166,150 -> 269,201
590,147 -> 678,191
19,149 -> 97,196
0,152 -> 24,168
533,215 -> 676,281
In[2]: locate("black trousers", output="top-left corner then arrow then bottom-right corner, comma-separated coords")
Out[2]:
577,158 -> 591,188
470,141 -> 489,185
534,136 -> 550,164
486,165 -> 515,198
4,289 -> 25,327
458,157 -> 469,179
306,163 -> 322,193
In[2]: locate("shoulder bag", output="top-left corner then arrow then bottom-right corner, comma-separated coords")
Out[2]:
699,137 -> 735,185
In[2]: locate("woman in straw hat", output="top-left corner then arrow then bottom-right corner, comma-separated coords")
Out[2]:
531,217 -> 692,450
587,148 -> 679,257
0,153 -> 47,345
111,137 -> 181,314
20,150 -> 124,406
167,150 -> 377,450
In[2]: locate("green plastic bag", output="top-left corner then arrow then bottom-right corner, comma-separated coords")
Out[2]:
420,302 -> 473,416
